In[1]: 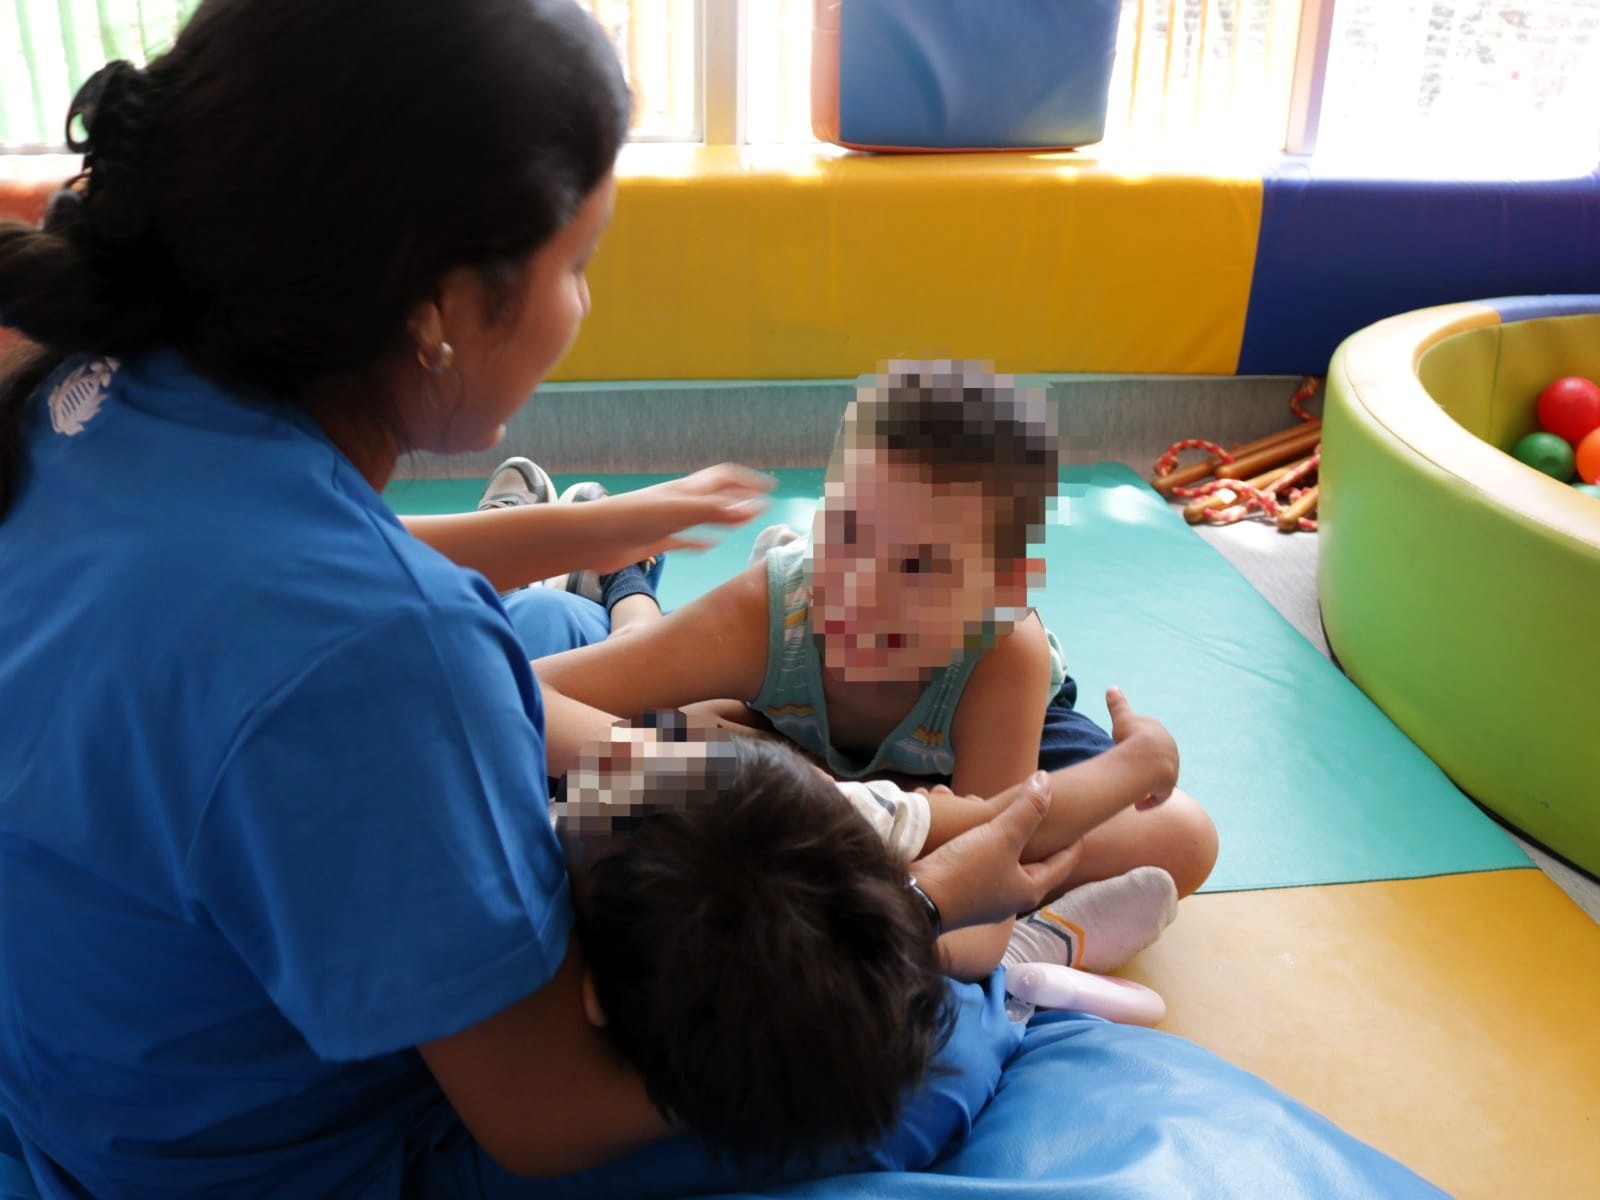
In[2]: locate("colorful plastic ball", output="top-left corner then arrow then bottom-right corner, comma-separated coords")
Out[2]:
1537,376 -> 1600,445
1573,483 -> 1600,498
1577,427 -> 1600,485
1513,431 -> 1575,480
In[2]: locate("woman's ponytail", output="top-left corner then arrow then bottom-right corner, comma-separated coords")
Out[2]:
0,0 -> 630,522
0,61 -> 185,515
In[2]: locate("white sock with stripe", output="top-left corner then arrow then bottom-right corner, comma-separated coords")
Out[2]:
1002,866 -> 1179,974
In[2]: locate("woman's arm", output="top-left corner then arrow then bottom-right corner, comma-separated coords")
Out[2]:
402,464 -> 771,592
418,936 -> 671,1177
906,773 -> 1081,934
534,561 -> 770,721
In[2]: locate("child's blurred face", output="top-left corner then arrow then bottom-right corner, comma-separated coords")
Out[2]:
811,448 -> 1004,684
556,721 -> 728,858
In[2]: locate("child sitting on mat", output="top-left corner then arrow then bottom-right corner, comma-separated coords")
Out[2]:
551,696 -> 1181,1164
535,359 -> 1218,975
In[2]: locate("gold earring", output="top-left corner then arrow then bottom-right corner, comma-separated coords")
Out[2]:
416,341 -> 455,372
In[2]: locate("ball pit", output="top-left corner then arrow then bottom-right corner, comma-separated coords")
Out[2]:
1321,296 -> 1600,875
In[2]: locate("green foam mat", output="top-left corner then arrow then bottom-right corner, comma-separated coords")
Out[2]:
385,463 -> 1528,892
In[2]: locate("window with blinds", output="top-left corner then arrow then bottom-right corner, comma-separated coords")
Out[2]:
2,0 -> 199,148
3,1 -> 1597,166
1106,0 -> 1304,151
576,0 -> 700,141
1318,0 -> 1600,169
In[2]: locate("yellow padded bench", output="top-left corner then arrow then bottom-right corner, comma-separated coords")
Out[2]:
557,145 -> 1263,381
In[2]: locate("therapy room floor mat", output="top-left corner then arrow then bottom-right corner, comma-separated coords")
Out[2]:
387,463 -> 1525,892
386,463 -> 1600,1196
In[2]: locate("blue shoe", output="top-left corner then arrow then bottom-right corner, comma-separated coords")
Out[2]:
551,481 -> 666,607
549,481 -> 608,602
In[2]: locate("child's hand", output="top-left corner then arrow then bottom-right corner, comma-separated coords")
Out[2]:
1106,687 -> 1179,810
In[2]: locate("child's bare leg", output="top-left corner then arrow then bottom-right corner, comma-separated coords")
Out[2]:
1054,788 -> 1217,897
938,919 -> 1015,983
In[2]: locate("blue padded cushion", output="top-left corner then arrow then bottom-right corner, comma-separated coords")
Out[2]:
1239,165 -> 1600,375
695,1014 -> 1448,1200
837,0 -> 1120,149
505,1014 -> 1446,1200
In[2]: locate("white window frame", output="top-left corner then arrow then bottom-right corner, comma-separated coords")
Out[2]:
1285,0 -> 1338,155
702,0 -> 744,146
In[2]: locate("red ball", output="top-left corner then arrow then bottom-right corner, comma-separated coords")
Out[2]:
1577,428 -> 1600,485
1537,376 -> 1600,445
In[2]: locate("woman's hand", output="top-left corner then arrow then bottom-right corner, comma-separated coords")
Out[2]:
908,772 -> 1082,931
403,465 -> 772,592
583,464 -> 772,573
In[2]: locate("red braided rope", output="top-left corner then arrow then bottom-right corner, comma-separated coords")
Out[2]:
1199,448 -> 1321,528
1153,437 -> 1233,480
1290,376 -> 1323,424
1153,378 -> 1326,527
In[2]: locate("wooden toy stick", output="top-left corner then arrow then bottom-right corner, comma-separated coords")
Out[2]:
1153,420 -> 1322,495
1214,425 -> 1323,483
1277,485 -> 1320,532
1182,455 -> 1313,523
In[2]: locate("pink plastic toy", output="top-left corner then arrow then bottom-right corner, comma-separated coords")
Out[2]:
1007,963 -> 1167,1027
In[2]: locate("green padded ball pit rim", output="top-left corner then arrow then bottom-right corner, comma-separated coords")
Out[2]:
1322,298 -> 1600,875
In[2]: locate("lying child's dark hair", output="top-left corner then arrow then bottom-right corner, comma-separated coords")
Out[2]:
557,720 -> 953,1166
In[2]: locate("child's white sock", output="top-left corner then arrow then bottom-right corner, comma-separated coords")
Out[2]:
748,523 -> 800,567
1002,866 -> 1178,974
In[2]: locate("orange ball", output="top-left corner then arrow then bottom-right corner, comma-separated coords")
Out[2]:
1577,428 -> 1600,485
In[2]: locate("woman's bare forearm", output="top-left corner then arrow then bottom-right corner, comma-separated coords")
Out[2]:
418,939 -> 671,1178
403,505 -> 609,592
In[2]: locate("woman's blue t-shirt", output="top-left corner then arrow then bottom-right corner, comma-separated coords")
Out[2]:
0,351 -> 571,1198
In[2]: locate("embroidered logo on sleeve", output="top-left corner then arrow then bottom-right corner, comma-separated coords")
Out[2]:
49,358 -> 120,437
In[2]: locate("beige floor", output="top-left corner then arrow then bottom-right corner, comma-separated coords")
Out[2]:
1188,512 -> 1600,922
1126,869 -> 1600,1199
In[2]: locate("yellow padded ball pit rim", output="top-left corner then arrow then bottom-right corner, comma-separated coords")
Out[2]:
1320,298 -> 1600,874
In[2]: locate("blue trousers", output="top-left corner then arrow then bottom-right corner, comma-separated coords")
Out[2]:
1037,676 -> 1115,772
501,587 -> 612,660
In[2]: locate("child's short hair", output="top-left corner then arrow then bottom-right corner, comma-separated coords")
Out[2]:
557,720 -> 953,1165
836,359 -> 1059,561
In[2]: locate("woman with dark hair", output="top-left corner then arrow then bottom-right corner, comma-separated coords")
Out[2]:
0,2 -> 1078,1196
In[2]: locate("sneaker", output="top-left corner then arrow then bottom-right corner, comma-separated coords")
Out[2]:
547,481 -> 609,602
478,457 -> 556,511
547,481 -> 666,604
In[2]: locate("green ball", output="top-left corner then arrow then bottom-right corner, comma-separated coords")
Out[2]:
1574,483 -> 1600,498
1512,431 -> 1576,480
